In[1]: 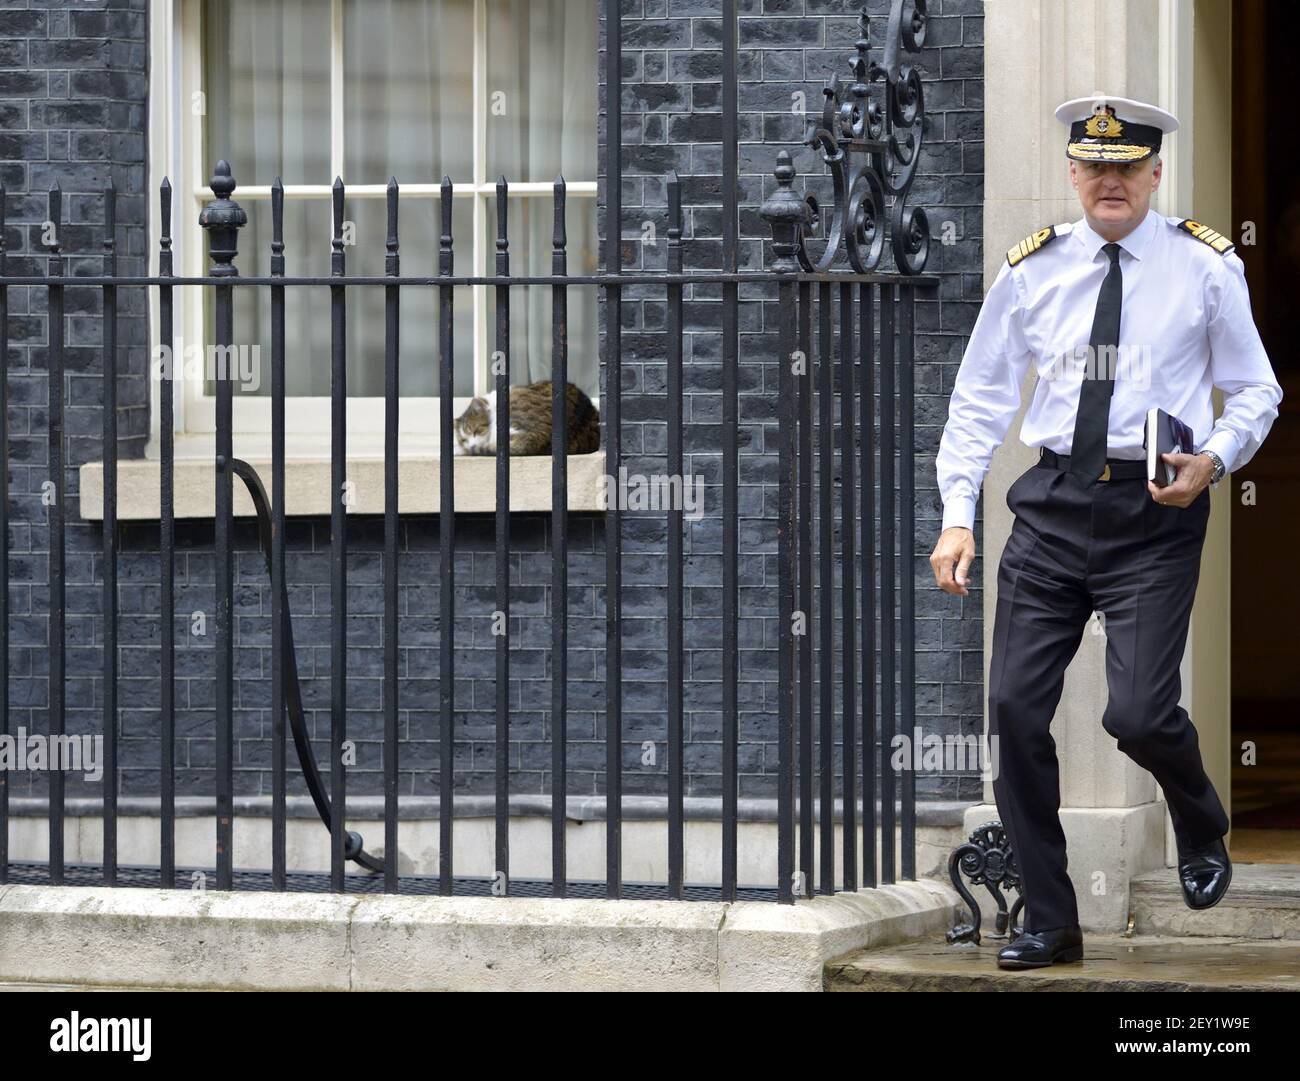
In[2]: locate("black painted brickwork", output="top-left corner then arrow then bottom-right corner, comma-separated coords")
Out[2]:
1,0 -> 985,808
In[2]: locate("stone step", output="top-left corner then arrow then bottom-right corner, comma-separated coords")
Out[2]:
0,982 -> 176,991
826,933 -> 1300,992
1129,862 -> 1300,940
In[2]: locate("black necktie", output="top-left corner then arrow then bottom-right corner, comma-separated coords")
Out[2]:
1070,241 -> 1123,483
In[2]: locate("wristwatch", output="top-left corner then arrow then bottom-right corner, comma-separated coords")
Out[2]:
1201,449 -> 1226,489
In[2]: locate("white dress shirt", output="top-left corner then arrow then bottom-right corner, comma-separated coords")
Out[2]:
935,207 -> 1284,532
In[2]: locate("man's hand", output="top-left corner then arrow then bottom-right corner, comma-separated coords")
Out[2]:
931,526 -> 976,596
1147,451 -> 1214,508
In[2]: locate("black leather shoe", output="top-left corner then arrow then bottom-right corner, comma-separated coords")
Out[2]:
1178,834 -> 1232,910
996,925 -> 1084,970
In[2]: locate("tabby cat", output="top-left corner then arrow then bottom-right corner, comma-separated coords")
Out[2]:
452,380 -> 601,456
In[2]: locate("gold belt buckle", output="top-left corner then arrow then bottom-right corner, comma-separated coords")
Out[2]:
1099,464 -> 1112,481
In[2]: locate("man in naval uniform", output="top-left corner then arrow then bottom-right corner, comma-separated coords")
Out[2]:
930,94 -> 1284,970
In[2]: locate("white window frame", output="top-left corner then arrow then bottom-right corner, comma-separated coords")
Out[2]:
146,0 -> 597,460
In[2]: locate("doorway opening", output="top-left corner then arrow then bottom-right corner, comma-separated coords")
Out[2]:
1226,0 -> 1300,862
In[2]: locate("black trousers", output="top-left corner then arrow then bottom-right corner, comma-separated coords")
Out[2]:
989,452 -> 1230,933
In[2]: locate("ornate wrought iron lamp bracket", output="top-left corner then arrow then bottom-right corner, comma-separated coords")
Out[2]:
764,2 -> 932,275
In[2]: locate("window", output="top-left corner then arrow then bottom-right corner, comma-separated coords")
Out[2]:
153,0 -> 598,456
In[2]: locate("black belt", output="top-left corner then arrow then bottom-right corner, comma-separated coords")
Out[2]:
1037,446 -> 1147,481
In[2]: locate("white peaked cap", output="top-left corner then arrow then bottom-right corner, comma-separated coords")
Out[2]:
1054,92 -> 1178,162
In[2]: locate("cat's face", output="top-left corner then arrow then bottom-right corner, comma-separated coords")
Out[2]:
453,395 -> 491,455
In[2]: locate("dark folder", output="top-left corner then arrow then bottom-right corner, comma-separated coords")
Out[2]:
1144,407 -> 1195,487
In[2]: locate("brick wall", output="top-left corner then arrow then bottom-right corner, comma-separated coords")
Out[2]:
599,0 -> 986,804
1,0 -> 985,812
2,0 -> 153,796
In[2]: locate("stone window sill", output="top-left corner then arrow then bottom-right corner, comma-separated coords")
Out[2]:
78,448 -> 608,520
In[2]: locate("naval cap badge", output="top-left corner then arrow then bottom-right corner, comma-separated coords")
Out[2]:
1084,106 -> 1124,138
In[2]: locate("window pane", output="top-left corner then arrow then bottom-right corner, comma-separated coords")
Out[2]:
345,197 -> 475,398
486,195 -> 598,399
486,0 -> 598,182
208,199 -> 330,397
198,0 -> 599,411
203,0 -> 332,186
343,0 -> 474,184
207,198 -> 475,399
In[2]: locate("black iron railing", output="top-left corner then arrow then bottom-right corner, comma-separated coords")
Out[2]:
0,0 -> 937,904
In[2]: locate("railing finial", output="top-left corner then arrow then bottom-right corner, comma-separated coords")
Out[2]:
495,175 -> 509,259
198,161 -> 246,278
47,183 -> 61,251
331,176 -> 345,276
211,160 -> 236,199
386,176 -> 399,277
439,176 -> 454,276
553,175 -> 567,254
270,177 -> 284,277
159,177 -> 172,269
760,150 -> 811,274
667,171 -> 682,274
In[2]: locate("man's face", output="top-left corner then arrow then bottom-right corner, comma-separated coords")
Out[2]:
1069,157 -> 1162,229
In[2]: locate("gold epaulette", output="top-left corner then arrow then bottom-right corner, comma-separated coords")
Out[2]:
1177,219 -> 1234,255
1006,226 -> 1059,267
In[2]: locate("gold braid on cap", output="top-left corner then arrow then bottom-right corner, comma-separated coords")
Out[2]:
1067,143 -> 1152,161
